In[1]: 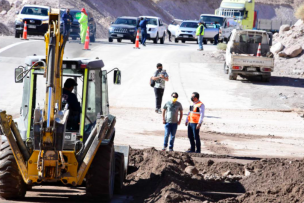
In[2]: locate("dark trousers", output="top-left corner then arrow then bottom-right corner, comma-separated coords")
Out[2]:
141,29 -> 147,44
188,123 -> 201,152
214,33 -> 219,45
167,29 -> 171,41
154,87 -> 164,109
63,23 -> 70,39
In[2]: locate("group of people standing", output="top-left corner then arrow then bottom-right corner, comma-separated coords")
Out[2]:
61,8 -> 89,44
151,64 -> 205,153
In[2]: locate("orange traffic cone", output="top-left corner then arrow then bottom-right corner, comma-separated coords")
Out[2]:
83,27 -> 90,50
257,43 -> 261,57
22,21 -> 28,40
134,30 -> 140,49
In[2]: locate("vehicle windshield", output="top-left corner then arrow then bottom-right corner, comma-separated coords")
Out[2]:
220,9 -> 245,20
180,22 -> 198,28
200,16 -> 224,26
114,18 -> 137,26
60,10 -> 82,20
21,7 -> 49,16
239,33 -> 264,44
146,18 -> 158,26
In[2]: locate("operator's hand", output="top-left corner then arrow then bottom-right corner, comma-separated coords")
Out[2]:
185,121 -> 188,126
196,123 -> 201,130
163,119 -> 166,124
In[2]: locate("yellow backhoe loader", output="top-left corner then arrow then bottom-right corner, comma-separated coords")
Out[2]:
0,8 -> 128,200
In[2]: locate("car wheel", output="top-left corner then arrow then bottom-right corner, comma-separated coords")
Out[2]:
175,39 -> 178,43
131,39 -> 135,44
228,69 -> 237,80
182,40 -> 185,43
160,32 -> 165,44
153,33 -> 159,44
15,30 -> 21,38
262,75 -> 271,82
224,63 -> 228,74
90,34 -> 95,42
108,37 -> 113,42
117,39 -> 122,43
203,40 -> 207,44
72,37 -> 77,40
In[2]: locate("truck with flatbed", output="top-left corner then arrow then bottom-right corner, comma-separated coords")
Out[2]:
224,29 -> 274,82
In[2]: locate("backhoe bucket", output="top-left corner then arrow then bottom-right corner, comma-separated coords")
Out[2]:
114,145 -> 130,175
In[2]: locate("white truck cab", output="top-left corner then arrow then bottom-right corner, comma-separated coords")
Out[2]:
139,16 -> 167,44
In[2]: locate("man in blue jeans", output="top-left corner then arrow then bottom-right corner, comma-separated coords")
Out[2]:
196,20 -> 205,51
185,92 -> 205,153
139,17 -> 149,46
162,92 -> 183,151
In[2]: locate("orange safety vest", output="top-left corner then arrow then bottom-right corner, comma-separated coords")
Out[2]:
188,101 -> 203,124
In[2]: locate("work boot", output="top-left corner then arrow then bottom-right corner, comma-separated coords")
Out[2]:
169,148 -> 173,152
158,109 -> 162,114
155,108 -> 158,113
162,148 -> 166,151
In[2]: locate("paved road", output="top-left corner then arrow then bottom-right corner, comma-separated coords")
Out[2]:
0,36 -> 304,201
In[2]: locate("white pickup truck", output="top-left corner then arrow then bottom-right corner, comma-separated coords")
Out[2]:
140,16 -> 167,44
224,29 -> 274,82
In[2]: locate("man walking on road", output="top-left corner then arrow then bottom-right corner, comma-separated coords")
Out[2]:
196,20 -> 205,51
162,92 -> 183,151
78,8 -> 88,44
139,17 -> 149,46
61,9 -> 73,40
151,63 -> 169,114
185,92 -> 205,153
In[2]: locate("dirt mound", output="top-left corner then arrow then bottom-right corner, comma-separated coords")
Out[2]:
124,148 -> 246,202
220,158 -> 304,202
124,148 -> 304,202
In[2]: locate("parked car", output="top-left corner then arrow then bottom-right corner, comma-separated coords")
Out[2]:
173,20 -> 198,43
60,9 -> 97,42
139,16 -> 166,44
200,14 -> 238,44
224,29 -> 274,82
108,16 -> 139,43
15,5 -> 50,38
167,19 -> 182,37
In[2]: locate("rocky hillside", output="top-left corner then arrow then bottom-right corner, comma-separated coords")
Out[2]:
0,0 -> 300,37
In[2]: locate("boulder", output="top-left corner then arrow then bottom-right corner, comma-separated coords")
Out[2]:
279,25 -> 290,36
185,166 -> 198,175
294,19 -> 304,27
0,9 -> 6,15
271,42 -> 284,54
284,45 -> 303,57
0,0 -> 10,12
278,51 -> 287,57
14,0 -> 22,8
222,170 -> 232,177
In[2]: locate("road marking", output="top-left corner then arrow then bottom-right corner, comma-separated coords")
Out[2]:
0,40 -> 35,54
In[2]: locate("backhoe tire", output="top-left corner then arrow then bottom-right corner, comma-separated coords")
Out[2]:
114,152 -> 125,194
86,141 -> 115,201
0,136 -> 27,199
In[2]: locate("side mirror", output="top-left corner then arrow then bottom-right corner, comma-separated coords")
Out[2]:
15,67 -> 23,83
16,11 -> 19,14
113,70 -> 121,85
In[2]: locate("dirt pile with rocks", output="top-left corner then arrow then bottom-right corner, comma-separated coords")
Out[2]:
272,20 -> 304,77
123,148 -> 304,203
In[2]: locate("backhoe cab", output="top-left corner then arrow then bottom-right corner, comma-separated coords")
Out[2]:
0,8 -> 127,201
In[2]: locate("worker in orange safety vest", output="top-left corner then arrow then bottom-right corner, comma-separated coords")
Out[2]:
185,92 -> 205,153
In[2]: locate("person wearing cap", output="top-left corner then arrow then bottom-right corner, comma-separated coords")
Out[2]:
162,92 -> 183,151
62,78 -> 81,129
151,63 -> 169,114
196,20 -> 205,51
79,8 -> 88,44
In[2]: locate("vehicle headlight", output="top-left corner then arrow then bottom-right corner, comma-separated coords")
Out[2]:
129,29 -> 135,32
109,27 -> 114,32
15,18 -> 23,23
42,20 -> 48,24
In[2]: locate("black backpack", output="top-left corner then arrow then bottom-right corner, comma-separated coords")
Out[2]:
150,70 -> 160,87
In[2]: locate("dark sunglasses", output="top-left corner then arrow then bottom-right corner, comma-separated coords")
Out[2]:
172,96 -> 178,98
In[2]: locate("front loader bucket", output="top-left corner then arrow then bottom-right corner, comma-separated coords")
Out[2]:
114,145 -> 130,175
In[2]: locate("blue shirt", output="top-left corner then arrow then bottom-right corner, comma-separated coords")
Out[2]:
139,19 -> 149,30
62,13 -> 73,25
